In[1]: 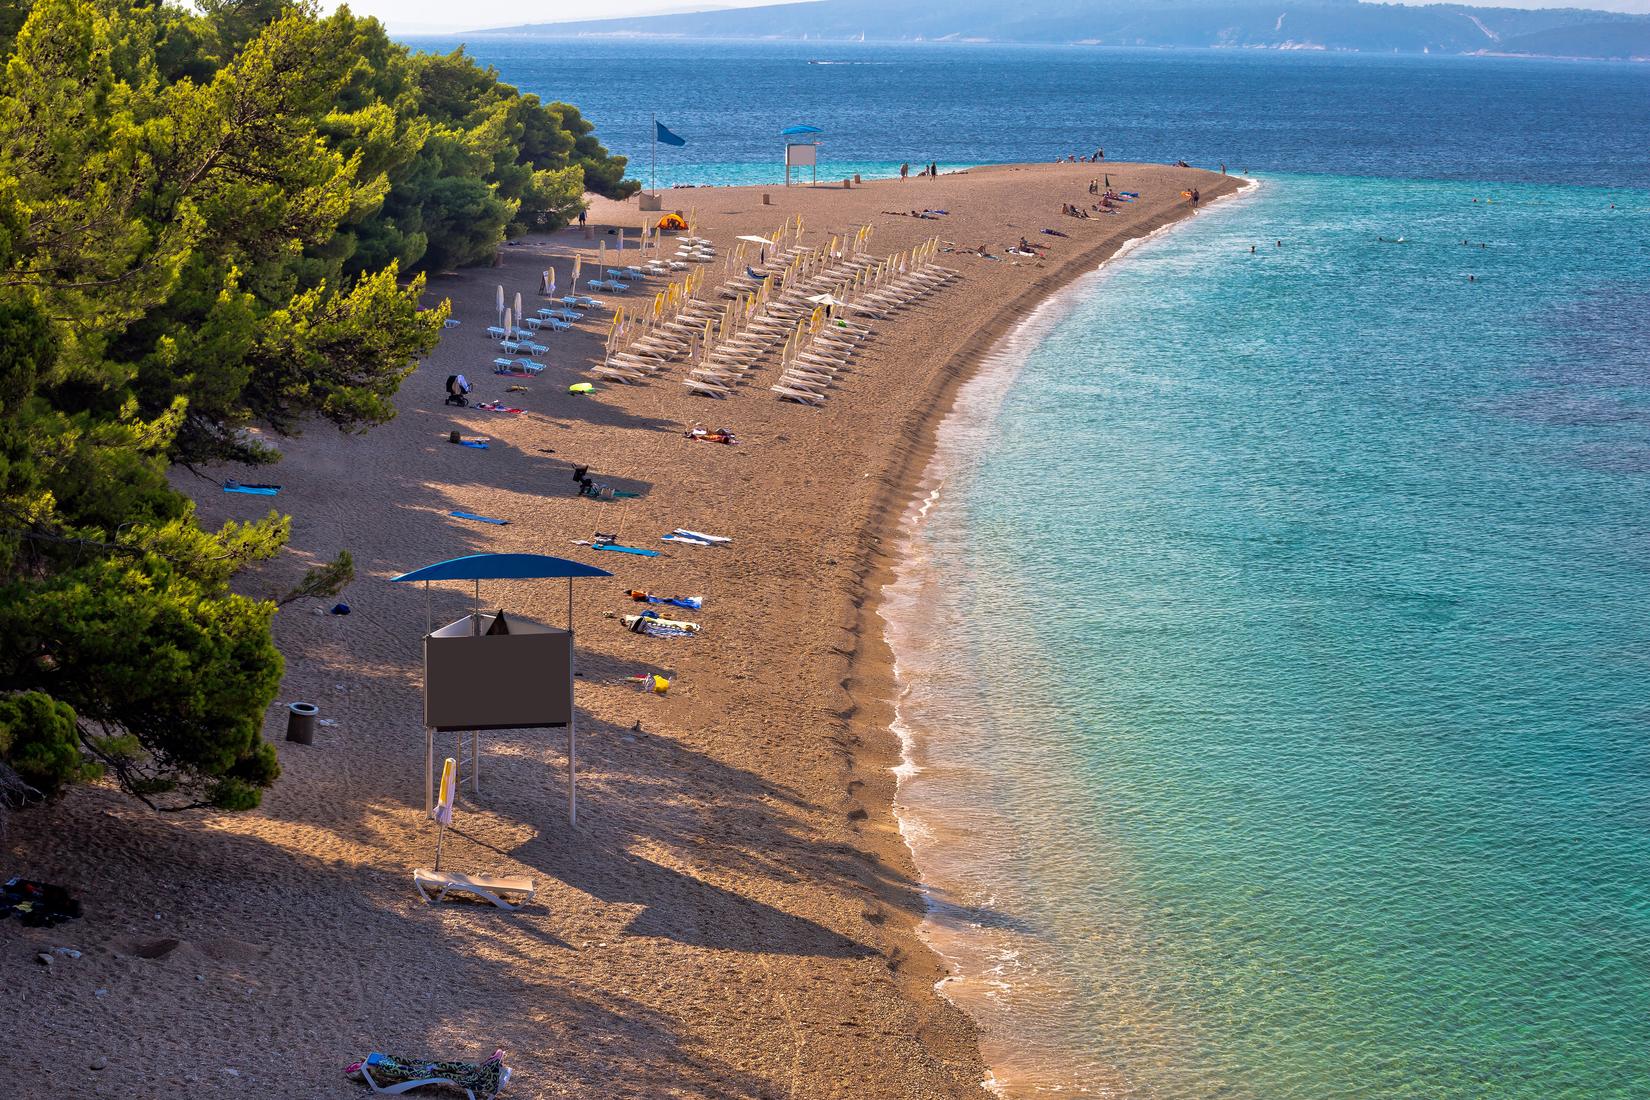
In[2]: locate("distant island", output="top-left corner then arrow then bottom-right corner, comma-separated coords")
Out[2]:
476,0 -> 1650,61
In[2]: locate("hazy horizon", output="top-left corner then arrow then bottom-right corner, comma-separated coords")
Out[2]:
345,0 -> 1650,36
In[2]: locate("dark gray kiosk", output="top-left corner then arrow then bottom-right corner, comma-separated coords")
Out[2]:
390,553 -> 612,826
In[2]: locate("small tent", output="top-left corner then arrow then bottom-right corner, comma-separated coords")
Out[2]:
657,213 -> 688,232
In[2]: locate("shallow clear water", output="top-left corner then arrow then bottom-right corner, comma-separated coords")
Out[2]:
888,175 -> 1650,1096
398,35 -> 1650,1097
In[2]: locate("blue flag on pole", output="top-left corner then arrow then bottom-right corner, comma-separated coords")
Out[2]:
655,121 -> 687,147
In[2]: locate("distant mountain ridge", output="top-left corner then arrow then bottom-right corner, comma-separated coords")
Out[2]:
480,0 -> 1650,60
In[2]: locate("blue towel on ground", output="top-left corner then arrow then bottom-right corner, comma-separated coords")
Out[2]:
224,482 -> 280,496
451,511 -> 509,525
458,441 -> 488,449
593,543 -> 659,557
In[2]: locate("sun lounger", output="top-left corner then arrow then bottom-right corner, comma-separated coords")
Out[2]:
772,384 -> 824,406
414,869 -> 535,910
486,325 -> 506,339
683,379 -> 731,398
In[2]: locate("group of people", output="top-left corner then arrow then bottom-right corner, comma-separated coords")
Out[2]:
1060,149 -> 1105,163
898,162 -> 940,180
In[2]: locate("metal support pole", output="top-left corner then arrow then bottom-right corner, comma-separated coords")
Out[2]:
568,628 -> 577,828
425,727 -> 433,814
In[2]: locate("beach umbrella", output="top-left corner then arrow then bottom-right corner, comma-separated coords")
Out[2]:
540,268 -> 554,297
502,307 -> 513,340
431,756 -> 457,870
571,256 -> 582,294
599,239 -> 606,275
495,284 -> 504,325
513,292 -> 524,326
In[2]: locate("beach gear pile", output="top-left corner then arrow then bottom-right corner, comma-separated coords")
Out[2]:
685,426 -> 738,445
628,590 -> 702,610
346,1048 -> 511,1099
1,878 -> 82,927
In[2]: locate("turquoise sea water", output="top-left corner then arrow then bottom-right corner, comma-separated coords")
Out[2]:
887,175 -> 1650,1096
402,36 -> 1650,1096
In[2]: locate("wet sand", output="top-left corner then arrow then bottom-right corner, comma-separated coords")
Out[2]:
1,161 -> 1237,1099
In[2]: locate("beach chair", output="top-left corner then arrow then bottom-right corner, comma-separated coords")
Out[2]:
521,341 -> 549,355
485,325 -> 506,339
443,318 -> 461,328
413,869 -> 535,910
683,379 -> 731,398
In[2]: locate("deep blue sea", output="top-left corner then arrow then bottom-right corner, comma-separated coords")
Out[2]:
407,36 -> 1650,1098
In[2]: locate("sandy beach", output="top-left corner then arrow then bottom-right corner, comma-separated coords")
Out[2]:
2,161 -> 1237,1099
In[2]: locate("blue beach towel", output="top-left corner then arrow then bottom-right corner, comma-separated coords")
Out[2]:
224,482 -> 280,496
458,441 -> 489,449
593,543 -> 659,557
450,511 -> 509,525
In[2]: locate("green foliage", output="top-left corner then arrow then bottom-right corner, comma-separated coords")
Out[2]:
0,691 -> 98,801
0,0 -> 631,810
279,549 -> 354,607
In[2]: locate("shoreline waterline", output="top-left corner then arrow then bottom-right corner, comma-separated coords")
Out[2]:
876,179 -> 1261,1096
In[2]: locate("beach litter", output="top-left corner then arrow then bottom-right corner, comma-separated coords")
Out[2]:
628,673 -> 672,694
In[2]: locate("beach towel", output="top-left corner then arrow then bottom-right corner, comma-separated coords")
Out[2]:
475,402 -> 524,414
345,1049 -> 510,1100
628,591 -> 703,610
591,543 -> 659,557
458,441 -> 489,449
223,482 -> 280,496
662,533 -> 710,546
451,511 -> 509,525
625,612 -> 700,633
674,528 -> 730,544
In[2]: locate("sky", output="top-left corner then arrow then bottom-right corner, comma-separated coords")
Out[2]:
350,0 -> 1648,35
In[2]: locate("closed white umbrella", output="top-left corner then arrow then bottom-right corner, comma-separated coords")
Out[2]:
502,307 -> 513,339
513,291 -> 524,326
495,284 -> 505,324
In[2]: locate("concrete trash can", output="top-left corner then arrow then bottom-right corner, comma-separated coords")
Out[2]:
286,702 -> 318,745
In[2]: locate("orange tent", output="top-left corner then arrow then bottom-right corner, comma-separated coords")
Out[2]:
657,213 -> 687,231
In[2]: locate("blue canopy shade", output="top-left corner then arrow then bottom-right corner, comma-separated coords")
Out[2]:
780,124 -> 823,135
391,553 -> 611,583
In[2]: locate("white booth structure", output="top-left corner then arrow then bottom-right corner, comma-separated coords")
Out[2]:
782,124 -> 824,186
391,552 -> 612,826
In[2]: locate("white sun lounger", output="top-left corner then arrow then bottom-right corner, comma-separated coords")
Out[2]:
414,869 -> 535,910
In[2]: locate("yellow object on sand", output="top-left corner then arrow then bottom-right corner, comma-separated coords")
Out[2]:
650,675 -> 670,694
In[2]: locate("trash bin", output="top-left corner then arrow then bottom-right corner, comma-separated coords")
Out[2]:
286,702 -> 318,745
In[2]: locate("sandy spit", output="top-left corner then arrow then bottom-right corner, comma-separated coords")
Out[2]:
2,161 -> 1238,1099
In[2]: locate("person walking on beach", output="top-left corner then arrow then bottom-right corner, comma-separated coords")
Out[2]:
577,207 -> 587,228
900,162 -> 909,181
929,161 -> 938,178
